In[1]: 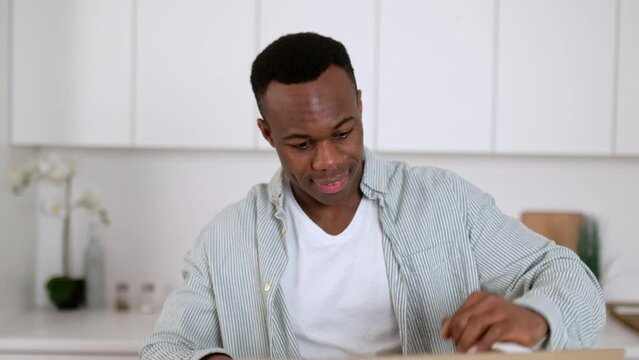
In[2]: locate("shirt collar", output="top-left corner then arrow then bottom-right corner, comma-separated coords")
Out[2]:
360,147 -> 392,199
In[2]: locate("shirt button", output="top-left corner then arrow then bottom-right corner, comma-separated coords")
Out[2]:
281,227 -> 287,236
263,282 -> 272,292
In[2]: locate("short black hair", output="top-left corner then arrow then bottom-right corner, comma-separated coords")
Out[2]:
250,32 -> 357,114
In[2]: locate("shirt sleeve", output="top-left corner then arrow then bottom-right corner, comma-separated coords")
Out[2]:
140,230 -> 232,360
460,175 -> 605,350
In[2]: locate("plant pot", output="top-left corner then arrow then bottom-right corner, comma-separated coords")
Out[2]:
46,276 -> 85,310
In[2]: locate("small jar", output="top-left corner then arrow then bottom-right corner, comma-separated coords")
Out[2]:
115,282 -> 130,312
139,282 -> 156,314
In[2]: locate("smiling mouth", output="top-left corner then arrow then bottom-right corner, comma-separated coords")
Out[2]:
312,174 -> 350,194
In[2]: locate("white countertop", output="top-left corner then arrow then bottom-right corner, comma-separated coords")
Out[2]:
0,309 -> 638,357
0,309 -> 158,355
596,314 -> 639,359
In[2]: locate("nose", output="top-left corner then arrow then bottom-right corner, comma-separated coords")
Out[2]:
311,141 -> 341,171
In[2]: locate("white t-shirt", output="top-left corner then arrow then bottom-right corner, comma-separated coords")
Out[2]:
281,183 -> 402,359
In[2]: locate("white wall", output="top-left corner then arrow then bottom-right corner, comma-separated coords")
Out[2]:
35,146 -> 639,308
12,0 -> 636,308
0,0 -> 36,320
34,148 -> 281,307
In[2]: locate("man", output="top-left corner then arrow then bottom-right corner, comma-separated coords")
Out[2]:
141,33 -> 605,360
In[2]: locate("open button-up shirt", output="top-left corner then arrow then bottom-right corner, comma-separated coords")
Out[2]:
141,148 -> 605,360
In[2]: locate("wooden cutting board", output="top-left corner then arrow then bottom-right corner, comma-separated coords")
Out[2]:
520,212 -> 584,251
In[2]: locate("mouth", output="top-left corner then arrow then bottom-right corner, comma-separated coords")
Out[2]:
312,173 -> 350,194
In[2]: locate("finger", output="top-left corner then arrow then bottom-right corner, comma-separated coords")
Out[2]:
457,291 -> 491,313
448,294 -> 500,342
474,321 -> 509,352
455,310 -> 505,352
441,316 -> 451,338
442,292 -> 491,338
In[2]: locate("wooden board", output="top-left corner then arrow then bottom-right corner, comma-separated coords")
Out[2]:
520,212 -> 584,251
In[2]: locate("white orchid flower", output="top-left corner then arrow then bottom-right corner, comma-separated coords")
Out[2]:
36,155 -> 55,175
40,199 -> 66,218
9,164 -> 23,179
37,154 -> 75,183
75,191 -> 102,212
10,160 -> 39,195
74,190 -> 110,225
11,154 -> 110,281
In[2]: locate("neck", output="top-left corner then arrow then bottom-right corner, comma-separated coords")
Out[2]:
289,167 -> 364,235
295,189 -> 363,236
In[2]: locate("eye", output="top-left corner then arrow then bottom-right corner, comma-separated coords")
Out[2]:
291,141 -> 312,150
334,129 -> 353,141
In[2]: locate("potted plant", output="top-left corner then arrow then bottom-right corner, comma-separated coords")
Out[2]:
11,154 -> 109,309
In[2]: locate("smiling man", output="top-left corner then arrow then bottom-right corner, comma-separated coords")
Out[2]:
256,63 -> 365,236
141,33 -> 605,360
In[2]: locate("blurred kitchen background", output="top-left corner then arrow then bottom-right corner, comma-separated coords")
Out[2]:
1,0 -> 639,356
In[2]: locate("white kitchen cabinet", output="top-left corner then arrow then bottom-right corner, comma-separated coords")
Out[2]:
258,0 -> 376,149
496,0 -> 616,155
135,0 -> 257,149
11,0 -> 133,147
377,0 -> 495,153
616,0 -> 639,155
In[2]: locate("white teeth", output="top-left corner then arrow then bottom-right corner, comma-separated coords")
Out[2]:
315,176 -> 346,187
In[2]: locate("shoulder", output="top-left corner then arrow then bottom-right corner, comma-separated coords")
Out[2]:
389,163 -> 500,228
404,164 -> 464,186
364,150 -> 470,196
390,161 -> 472,198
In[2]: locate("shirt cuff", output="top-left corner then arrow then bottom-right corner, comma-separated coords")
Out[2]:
532,335 -> 549,351
513,294 -> 566,350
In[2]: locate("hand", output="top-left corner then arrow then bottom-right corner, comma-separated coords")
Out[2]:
441,291 -> 549,353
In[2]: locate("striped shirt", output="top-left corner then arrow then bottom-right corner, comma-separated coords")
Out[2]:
141,148 -> 605,360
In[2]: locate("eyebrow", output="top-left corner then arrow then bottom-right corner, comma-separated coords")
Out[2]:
282,117 -> 355,141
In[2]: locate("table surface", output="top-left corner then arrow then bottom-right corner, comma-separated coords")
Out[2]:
595,312 -> 639,359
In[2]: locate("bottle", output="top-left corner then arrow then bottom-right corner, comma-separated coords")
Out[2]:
139,282 -> 156,314
84,221 -> 105,309
115,282 -> 131,312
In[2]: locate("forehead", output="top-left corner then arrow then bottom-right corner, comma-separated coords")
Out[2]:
261,66 -> 357,124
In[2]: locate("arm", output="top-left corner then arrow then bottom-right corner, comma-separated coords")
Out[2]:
443,176 -> 605,352
140,231 -> 232,360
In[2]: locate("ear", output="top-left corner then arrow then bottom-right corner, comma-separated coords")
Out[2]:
257,118 -> 274,147
356,89 -> 363,116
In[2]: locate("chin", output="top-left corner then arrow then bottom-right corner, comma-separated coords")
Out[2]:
314,186 -> 353,207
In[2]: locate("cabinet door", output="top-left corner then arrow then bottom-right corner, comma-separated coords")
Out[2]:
377,0 -> 495,153
135,0 -> 256,149
496,0 -> 616,155
616,0 -> 639,155
258,0 -> 376,149
11,0 -> 133,146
